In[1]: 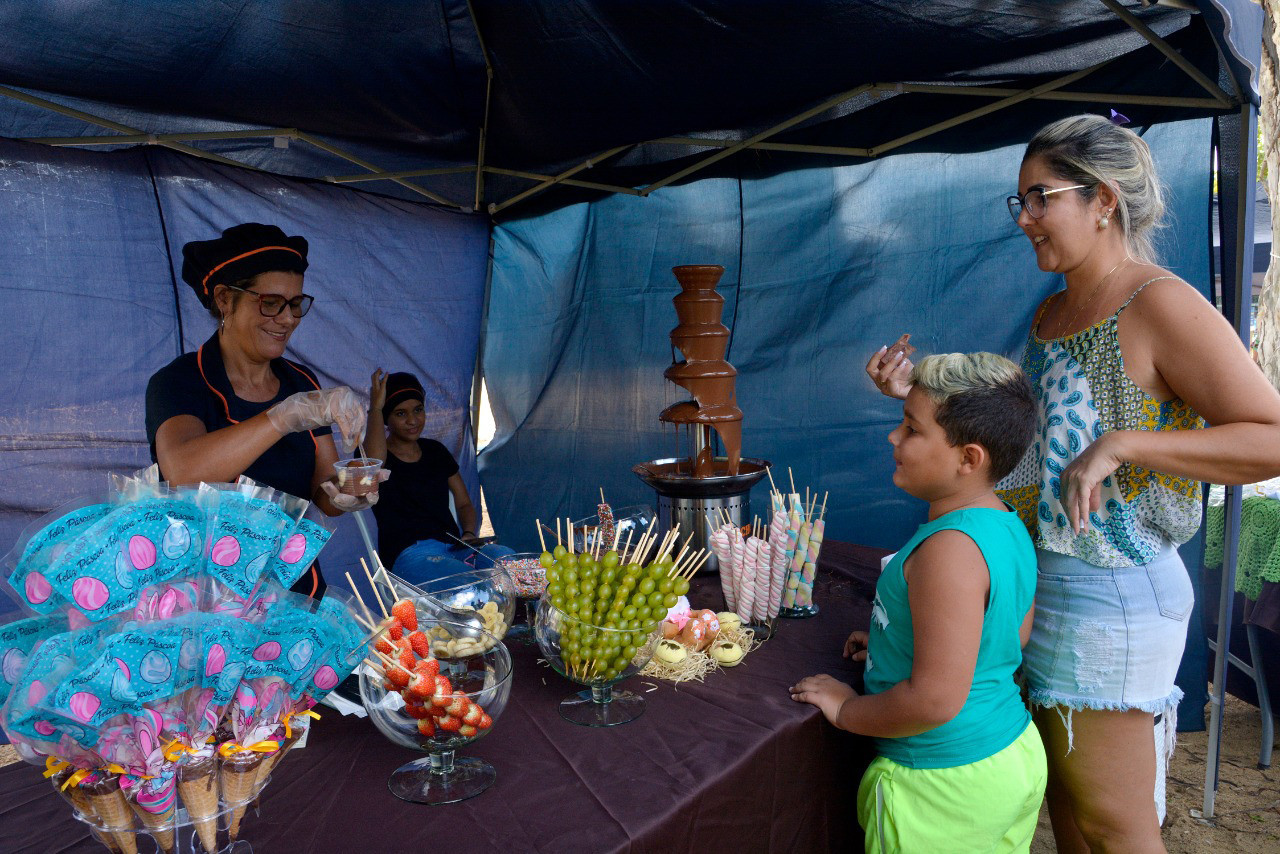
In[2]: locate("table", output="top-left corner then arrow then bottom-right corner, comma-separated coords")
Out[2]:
0,542 -> 887,853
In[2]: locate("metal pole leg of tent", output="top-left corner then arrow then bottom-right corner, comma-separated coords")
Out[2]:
1245,622 -> 1274,769
1201,484 -> 1243,821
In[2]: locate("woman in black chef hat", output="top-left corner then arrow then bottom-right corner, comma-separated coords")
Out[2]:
145,223 -> 385,598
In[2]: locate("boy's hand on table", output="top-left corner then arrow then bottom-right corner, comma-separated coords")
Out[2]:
844,630 -> 869,661
789,674 -> 857,727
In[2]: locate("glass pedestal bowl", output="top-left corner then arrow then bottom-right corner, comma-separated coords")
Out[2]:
493,552 -> 548,644
359,620 -> 512,804
376,566 -> 517,651
534,598 -> 660,727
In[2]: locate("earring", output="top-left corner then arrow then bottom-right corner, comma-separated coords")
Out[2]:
1098,212 -> 1110,229
219,315 -> 225,331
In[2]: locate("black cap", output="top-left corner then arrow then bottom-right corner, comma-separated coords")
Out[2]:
181,223 -> 309,308
383,373 -> 425,420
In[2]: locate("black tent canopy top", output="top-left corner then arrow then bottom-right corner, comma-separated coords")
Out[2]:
0,1 -> 1263,215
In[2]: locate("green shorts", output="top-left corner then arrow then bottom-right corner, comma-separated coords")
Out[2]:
856,721 -> 1047,854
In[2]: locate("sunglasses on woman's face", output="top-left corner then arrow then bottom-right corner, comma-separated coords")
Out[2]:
224,284 -> 315,318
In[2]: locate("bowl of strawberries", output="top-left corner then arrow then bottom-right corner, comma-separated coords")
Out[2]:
361,601 -> 513,805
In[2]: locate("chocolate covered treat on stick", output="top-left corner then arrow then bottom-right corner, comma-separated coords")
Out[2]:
877,333 -> 916,369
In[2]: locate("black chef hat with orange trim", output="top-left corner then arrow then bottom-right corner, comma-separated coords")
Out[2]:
383,373 -> 425,421
181,223 -> 309,309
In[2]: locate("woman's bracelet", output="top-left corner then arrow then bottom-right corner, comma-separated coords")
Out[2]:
462,530 -> 476,537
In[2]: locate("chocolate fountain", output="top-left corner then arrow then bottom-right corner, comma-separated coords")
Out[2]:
633,265 -> 768,573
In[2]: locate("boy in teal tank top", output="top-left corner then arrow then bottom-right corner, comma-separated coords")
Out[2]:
791,352 -> 1047,853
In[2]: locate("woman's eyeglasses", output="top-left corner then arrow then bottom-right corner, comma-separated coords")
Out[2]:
1006,184 -> 1086,223
224,284 -> 315,318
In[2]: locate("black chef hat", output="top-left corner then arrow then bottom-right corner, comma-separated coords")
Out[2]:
181,223 -> 309,309
383,373 -> 425,421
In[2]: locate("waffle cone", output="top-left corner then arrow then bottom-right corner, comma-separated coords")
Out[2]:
254,731 -> 299,793
84,787 -> 138,854
129,798 -> 176,854
220,753 -> 265,841
176,765 -> 219,853
52,774 -> 121,853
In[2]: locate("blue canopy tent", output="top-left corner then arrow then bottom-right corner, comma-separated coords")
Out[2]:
0,0 -> 1264,818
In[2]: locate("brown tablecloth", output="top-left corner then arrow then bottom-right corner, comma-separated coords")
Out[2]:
0,541 -> 886,854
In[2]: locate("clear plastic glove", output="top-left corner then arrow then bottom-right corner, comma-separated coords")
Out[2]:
319,469 -> 391,512
267,387 -> 367,454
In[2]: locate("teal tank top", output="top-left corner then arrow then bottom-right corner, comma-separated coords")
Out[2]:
864,505 -> 1036,769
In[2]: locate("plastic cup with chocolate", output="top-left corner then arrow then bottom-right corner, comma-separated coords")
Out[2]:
332,457 -> 383,496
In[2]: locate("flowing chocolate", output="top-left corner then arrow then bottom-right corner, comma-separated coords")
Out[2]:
659,265 -> 743,477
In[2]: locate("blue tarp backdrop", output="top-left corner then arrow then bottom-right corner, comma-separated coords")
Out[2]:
482,119 -> 1213,551
0,140 -> 490,603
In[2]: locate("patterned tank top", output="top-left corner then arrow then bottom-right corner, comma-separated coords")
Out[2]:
997,276 -> 1205,567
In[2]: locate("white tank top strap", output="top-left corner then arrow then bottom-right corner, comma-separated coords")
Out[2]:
1118,275 -> 1179,313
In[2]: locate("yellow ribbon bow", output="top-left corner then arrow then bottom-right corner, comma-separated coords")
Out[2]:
61,770 -> 93,791
162,739 -> 192,763
282,709 -> 321,739
217,739 -> 280,759
42,757 -> 72,779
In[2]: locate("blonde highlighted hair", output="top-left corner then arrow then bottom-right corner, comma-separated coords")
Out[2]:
1024,114 -> 1167,264
910,353 -> 1036,482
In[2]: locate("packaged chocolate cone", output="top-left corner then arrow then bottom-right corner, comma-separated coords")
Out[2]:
51,771 -> 121,853
176,756 -> 219,853
253,730 -> 298,794
79,774 -> 138,854
127,776 -> 177,854
220,749 -> 266,841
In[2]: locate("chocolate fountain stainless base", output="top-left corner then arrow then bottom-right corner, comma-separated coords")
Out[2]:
632,457 -> 770,574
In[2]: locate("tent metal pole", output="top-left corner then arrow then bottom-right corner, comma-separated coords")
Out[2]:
293,131 -> 462,208
0,84 -> 258,169
23,128 -> 301,146
869,60 -> 1110,157
1200,100 -> 1260,821
638,84 -> 875,196
893,84 -> 1226,109
467,0 -> 495,211
327,166 -> 475,183
484,164 -> 640,196
650,136 -> 873,157
488,145 -> 634,214
1101,0 -> 1234,106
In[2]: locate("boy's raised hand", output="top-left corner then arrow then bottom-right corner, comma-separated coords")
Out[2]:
844,630 -> 869,661
790,674 -> 856,727
866,342 -> 914,400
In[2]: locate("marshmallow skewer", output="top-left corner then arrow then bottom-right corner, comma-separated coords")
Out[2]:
736,535 -> 758,624
751,537 -> 771,624
768,509 -> 789,617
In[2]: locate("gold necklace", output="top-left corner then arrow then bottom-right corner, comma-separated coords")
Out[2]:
1056,258 -> 1128,337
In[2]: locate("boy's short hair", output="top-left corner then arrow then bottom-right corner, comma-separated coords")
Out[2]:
910,353 -> 1035,482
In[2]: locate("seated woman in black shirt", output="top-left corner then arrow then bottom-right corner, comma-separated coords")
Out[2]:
365,370 -> 512,583
145,223 -> 382,598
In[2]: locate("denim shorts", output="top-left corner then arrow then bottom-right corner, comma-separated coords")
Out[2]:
1023,544 -> 1193,715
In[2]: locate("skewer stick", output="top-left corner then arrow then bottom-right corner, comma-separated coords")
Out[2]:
789,467 -> 797,497
766,465 -> 779,496
343,573 -> 376,627
681,551 -> 712,580
820,491 -> 829,521
567,518 -> 574,555
363,657 -> 385,674
556,518 -> 562,548
600,487 -> 607,504
536,519 -> 547,553
360,558 -> 390,618
348,609 -> 378,633
620,529 -> 635,563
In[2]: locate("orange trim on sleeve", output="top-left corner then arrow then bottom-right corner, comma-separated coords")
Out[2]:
201,246 -> 304,295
